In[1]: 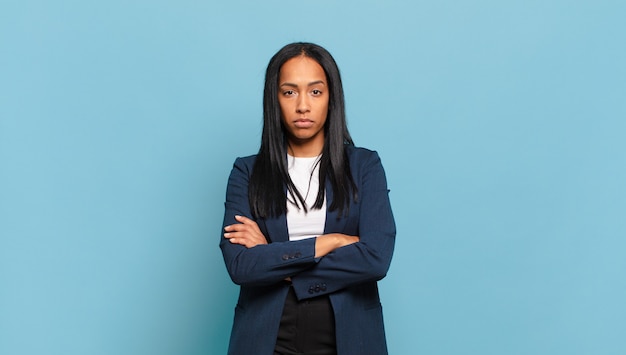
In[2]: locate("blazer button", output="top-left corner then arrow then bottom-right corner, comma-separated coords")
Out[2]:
315,284 -> 321,292
308,286 -> 315,294
282,254 -> 289,260
321,283 -> 327,291
295,252 -> 302,258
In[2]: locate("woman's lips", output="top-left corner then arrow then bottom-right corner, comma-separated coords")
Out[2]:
294,119 -> 314,128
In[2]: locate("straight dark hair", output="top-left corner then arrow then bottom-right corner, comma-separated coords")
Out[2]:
249,42 -> 357,219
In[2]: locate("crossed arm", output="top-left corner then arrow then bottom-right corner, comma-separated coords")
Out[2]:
224,214 -> 359,258
220,151 -> 395,298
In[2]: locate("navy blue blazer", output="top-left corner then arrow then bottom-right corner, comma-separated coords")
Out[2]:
220,145 -> 396,355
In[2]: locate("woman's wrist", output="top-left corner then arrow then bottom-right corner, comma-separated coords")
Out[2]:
314,234 -> 359,258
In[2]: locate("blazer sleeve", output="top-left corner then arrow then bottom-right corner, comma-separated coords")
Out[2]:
290,150 -> 396,300
220,157 -> 319,286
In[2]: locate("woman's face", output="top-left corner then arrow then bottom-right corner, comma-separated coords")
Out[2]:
278,56 -> 329,156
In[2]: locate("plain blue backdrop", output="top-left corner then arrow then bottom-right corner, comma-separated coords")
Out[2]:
1,1 -> 625,354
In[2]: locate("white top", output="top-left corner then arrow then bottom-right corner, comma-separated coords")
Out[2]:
286,155 -> 327,241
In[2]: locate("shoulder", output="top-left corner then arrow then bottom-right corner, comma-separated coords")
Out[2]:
232,154 -> 257,171
345,144 -> 381,166
345,145 -> 389,186
226,155 -> 258,183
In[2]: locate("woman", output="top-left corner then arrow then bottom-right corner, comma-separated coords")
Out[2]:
221,42 -> 395,355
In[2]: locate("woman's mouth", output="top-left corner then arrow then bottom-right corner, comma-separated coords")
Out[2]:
294,119 -> 314,128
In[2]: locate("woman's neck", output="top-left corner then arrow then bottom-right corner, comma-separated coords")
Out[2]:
287,141 -> 323,157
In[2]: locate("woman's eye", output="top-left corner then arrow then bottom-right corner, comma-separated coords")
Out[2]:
283,90 -> 295,96
312,89 -> 322,95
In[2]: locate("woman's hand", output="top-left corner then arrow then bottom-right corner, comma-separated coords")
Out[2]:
224,215 -> 268,248
315,233 -> 359,258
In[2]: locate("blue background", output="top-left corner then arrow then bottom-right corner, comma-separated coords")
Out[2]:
1,1 -> 625,354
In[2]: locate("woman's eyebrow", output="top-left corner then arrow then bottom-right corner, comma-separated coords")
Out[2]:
307,80 -> 326,87
280,80 -> 326,88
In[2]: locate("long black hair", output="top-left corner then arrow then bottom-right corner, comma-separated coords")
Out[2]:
248,42 -> 357,219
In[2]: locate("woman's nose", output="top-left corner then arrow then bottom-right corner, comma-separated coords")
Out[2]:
296,95 -> 310,113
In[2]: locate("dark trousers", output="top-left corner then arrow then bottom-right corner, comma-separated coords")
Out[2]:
274,286 -> 337,355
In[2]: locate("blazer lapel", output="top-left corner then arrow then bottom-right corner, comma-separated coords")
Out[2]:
264,214 -> 289,243
323,179 -> 348,234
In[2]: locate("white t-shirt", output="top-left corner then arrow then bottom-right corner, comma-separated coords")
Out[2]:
286,155 -> 327,241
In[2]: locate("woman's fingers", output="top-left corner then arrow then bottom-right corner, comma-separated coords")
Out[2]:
234,215 -> 263,234
224,230 -> 259,247
225,216 -> 263,236
224,215 -> 268,248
